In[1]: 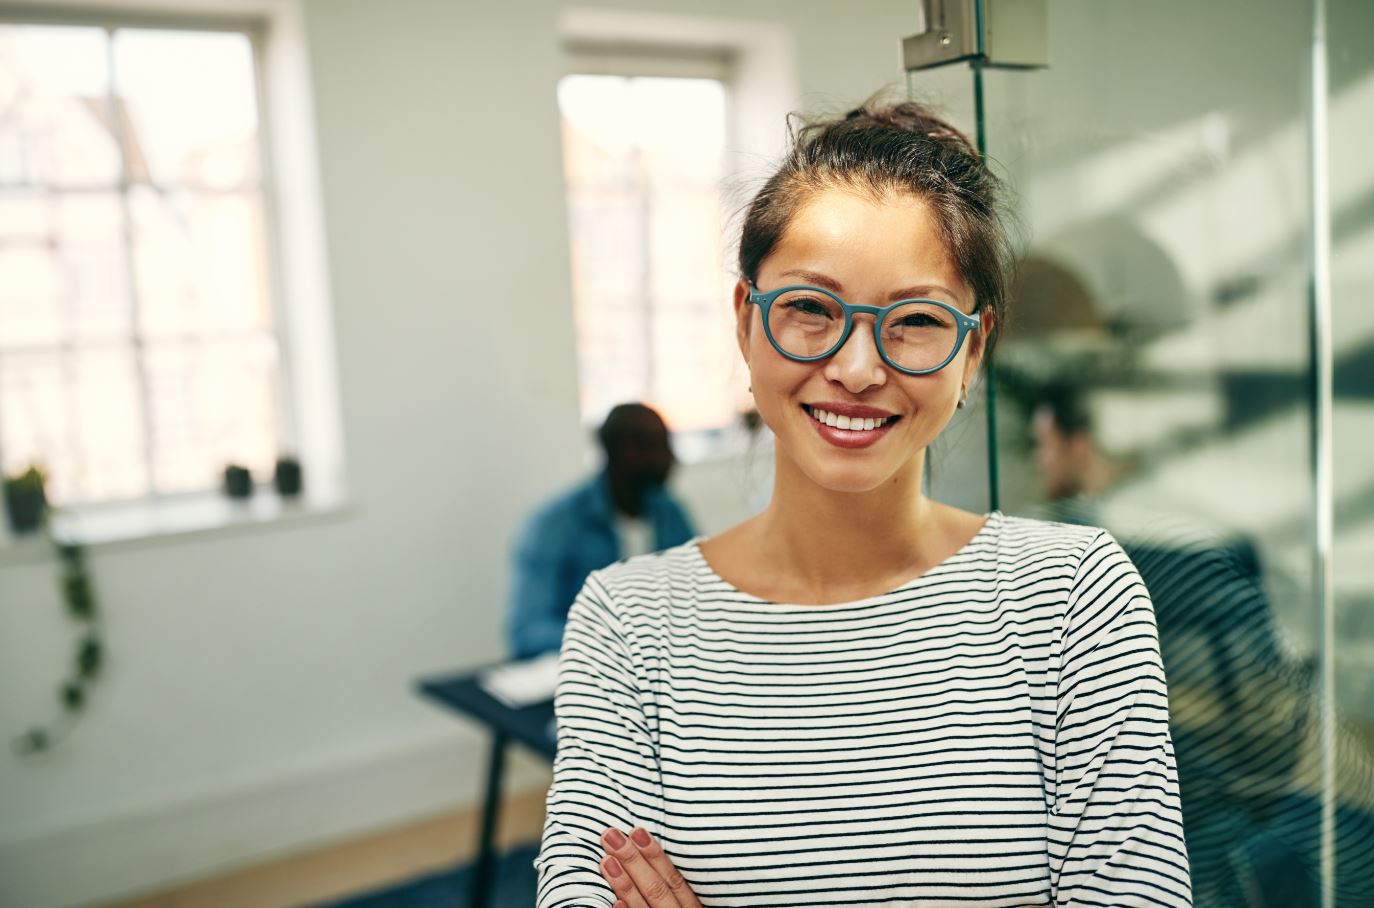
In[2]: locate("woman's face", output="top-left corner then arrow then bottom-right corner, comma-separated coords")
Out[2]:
735,187 -> 989,495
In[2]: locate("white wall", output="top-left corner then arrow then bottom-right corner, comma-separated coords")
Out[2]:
0,2 -> 921,905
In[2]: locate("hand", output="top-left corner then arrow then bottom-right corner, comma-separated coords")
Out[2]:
599,826 -> 702,908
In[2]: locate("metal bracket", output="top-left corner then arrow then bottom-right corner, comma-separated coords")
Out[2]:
904,0 -> 1048,72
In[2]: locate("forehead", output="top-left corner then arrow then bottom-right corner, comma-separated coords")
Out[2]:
771,187 -> 967,300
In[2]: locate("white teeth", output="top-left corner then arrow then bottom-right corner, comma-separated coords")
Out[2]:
808,407 -> 891,431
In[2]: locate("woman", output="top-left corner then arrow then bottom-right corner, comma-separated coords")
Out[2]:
534,100 -> 1191,907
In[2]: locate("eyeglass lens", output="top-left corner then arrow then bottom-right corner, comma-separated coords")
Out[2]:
765,289 -> 961,372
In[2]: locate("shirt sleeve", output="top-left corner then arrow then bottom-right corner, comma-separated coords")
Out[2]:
508,511 -> 573,659
535,573 -> 661,908
1049,530 -> 1193,907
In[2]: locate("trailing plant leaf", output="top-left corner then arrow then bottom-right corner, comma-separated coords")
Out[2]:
13,518 -> 106,756
78,637 -> 102,678
64,573 -> 94,619
62,681 -> 85,711
16,728 -> 50,755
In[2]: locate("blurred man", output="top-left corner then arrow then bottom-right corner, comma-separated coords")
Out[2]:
1025,377 -> 1374,907
506,403 -> 695,659
1029,378 -> 1125,502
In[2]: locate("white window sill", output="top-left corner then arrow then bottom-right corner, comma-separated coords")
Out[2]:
0,486 -> 353,564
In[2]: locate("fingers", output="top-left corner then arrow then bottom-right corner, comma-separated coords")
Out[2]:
599,826 -> 698,908
600,851 -> 651,908
625,827 -> 702,908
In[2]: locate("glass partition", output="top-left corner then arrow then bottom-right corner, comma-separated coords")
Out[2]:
1328,0 -> 1374,897
908,1 -> 1374,903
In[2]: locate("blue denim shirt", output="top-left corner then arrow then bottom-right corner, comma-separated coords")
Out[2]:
506,471 -> 696,659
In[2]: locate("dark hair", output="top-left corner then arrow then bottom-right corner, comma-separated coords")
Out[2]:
738,99 -> 1014,360
1037,378 -> 1094,436
597,402 -> 666,454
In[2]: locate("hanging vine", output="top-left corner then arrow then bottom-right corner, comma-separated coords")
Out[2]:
12,530 -> 105,757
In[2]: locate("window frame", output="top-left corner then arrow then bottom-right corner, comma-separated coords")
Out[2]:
558,44 -> 754,465
0,1 -> 348,553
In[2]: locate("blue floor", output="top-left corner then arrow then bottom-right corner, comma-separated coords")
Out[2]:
318,843 -> 539,908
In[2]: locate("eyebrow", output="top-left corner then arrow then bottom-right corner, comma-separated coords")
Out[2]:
778,269 -> 964,304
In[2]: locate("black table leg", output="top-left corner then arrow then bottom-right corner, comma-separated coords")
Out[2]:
470,731 -> 508,908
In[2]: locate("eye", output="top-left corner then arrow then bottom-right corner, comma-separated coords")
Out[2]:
782,296 -> 835,318
893,311 -> 946,328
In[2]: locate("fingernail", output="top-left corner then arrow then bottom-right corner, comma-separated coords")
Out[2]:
603,828 -> 626,848
631,827 -> 651,847
603,856 -> 623,878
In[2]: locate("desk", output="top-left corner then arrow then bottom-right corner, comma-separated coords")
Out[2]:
417,666 -> 556,908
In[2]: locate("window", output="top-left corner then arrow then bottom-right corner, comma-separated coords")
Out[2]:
557,70 -> 750,459
0,19 -> 289,510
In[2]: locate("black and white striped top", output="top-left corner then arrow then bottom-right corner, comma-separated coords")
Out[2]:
535,511 -> 1192,907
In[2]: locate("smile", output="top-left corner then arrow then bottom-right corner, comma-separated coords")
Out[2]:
802,405 -> 901,449
806,406 -> 892,430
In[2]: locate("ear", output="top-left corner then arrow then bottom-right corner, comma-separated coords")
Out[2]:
963,308 -> 995,385
733,279 -> 754,361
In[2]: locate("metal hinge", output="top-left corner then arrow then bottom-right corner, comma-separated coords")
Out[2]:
904,0 -> 1049,71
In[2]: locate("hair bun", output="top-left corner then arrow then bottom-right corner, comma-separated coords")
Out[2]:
842,101 -> 978,158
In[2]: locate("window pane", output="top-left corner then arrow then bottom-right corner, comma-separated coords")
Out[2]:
0,22 -> 284,511
67,347 -> 149,502
145,336 -> 279,493
559,74 -> 740,433
112,29 -> 260,189
0,25 -> 120,187
131,187 -> 271,338
0,190 -> 131,348
0,348 -> 148,504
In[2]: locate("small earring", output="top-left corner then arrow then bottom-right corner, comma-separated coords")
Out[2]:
957,385 -> 967,409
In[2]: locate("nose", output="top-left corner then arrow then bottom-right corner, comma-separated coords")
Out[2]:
822,316 -> 887,393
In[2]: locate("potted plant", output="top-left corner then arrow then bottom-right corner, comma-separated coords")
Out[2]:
223,464 -> 254,499
274,455 -> 303,498
4,464 -> 48,535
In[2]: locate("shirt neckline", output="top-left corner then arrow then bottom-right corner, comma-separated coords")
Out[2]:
687,510 -> 1003,610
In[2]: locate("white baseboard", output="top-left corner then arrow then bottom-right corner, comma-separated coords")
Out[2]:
0,732 -> 553,908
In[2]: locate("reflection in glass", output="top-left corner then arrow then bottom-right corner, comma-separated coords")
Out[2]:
905,0 -> 1374,902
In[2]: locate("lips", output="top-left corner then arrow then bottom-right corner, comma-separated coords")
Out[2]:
802,404 -> 900,449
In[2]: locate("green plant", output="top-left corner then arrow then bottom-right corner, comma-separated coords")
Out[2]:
4,464 -> 45,493
4,464 -> 49,534
12,533 -> 105,756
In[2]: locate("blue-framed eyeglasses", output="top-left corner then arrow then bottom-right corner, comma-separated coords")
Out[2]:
748,283 -> 981,376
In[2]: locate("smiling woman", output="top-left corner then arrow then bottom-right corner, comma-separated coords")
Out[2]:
534,100 -> 1193,908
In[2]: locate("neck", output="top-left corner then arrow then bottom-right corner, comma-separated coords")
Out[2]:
757,448 -> 936,597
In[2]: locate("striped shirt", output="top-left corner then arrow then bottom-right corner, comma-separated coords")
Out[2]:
535,511 -> 1192,907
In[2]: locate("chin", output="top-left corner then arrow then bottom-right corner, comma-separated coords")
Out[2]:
795,453 -> 910,495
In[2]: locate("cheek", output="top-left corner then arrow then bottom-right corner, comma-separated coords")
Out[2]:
747,349 -> 815,420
